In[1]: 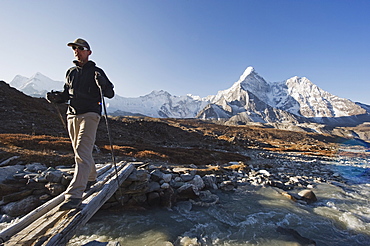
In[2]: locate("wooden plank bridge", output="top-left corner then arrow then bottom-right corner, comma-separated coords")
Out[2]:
0,161 -> 135,246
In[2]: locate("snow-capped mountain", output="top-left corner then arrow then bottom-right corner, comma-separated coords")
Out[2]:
10,73 -> 64,98
106,91 -> 209,118
8,67 -> 370,127
202,67 -> 368,125
8,73 -> 209,118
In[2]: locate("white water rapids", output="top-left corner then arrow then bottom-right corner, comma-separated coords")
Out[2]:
68,147 -> 370,246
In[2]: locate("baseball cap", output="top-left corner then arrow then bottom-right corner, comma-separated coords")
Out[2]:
67,38 -> 90,50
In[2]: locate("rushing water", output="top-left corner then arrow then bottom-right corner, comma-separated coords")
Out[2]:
68,148 -> 370,246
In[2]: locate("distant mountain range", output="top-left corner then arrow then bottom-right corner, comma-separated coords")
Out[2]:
7,67 -> 370,127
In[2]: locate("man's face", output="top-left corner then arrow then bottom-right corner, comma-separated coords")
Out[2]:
72,46 -> 91,63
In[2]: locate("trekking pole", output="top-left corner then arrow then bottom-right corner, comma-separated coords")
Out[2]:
47,90 -> 68,133
95,72 -> 124,205
53,103 -> 68,132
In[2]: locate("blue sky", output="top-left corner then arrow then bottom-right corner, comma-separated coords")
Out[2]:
1,0 -> 370,104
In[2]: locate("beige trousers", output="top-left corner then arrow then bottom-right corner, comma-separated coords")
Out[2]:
65,112 -> 100,199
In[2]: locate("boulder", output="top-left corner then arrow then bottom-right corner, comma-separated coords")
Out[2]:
150,169 -> 164,182
160,187 -> 174,208
202,175 -> 218,190
177,183 -> 199,199
188,175 -> 205,190
298,190 -> 317,203
147,182 -> 161,192
147,192 -> 161,206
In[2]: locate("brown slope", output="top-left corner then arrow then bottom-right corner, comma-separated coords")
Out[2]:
0,81 -> 67,136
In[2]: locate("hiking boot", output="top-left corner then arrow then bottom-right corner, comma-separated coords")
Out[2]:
85,180 -> 97,191
59,198 -> 82,211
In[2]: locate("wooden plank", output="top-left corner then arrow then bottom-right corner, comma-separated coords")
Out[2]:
3,164 -> 118,245
0,163 -> 118,245
4,207 -> 67,246
0,164 -> 113,244
5,162 -> 131,246
42,163 -> 134,246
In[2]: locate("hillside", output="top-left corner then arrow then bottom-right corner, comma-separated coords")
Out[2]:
0,81 -> 367,168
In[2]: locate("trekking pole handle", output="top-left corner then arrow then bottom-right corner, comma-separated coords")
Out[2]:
95,71 -> 102,88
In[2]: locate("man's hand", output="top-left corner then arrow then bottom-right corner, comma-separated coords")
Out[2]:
46,91 -> 62,103
95,71 -> 107,88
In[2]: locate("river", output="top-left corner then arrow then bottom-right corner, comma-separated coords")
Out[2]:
68,147 -> 370,246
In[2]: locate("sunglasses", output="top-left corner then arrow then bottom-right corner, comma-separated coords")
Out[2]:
71,46 -> 89,51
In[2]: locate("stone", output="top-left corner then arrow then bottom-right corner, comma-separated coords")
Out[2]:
162,173 -> 172,183
61,174 -> 73,186
289,177 -> 300,183
190,190 -> 219,207
298,189 -> 317,203
177,236 -> 199,246
170,181 -> 185,189
125,182 -> 148,194
276,226 -> 316,245
189,164 -> 198,169
147,182 -> 161,192
202,175 -> 218,190
219,180 -> 236,191
45,183 -> 65,196
150,169 -> 164,182
161,187 -> 174,208
44,170 -> 63,183
161,183 -> 170,189
132,194 -> 147,204
258,170 -> 271,176
147,192 -> 161,207
128,169 -> 149,182
188,175 -> 205,190
82,240 -> 122,246
24,163 -> 47,173
180,173 -> 194,182
177,183 -> 199,199
126,169 -> 138,182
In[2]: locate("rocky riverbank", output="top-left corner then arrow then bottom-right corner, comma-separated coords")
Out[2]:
0,149 -> 346,221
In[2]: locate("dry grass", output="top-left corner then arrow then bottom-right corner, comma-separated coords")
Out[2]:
0,134 -> 73,166
1,117 -> 366,168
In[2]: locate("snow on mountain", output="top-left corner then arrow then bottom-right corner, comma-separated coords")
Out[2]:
8,73 -> 208,118
9,75 -> 29,89
197,89 -> 305,124
209,66 -> 366,120
283,76 -> 365,118
356,102 -> 370,114
8,68 -> 370,127
10,73 -> 64,98
107,90 -> 209,118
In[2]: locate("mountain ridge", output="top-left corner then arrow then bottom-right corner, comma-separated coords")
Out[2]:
7,67 -> 370,127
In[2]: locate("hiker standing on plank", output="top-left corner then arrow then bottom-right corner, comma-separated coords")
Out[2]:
46,38 -> 114,210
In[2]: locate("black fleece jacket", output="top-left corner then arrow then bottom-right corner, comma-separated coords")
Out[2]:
59,60 -> 114,115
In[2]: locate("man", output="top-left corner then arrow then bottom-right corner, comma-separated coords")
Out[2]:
47,38 -> 114,210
